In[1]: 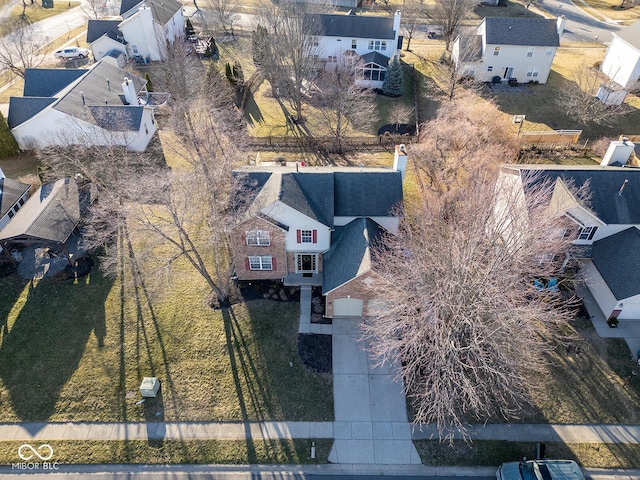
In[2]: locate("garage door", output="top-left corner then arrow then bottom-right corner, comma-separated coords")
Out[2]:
333,298 -> 364,317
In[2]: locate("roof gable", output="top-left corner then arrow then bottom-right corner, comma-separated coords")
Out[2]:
616,19 -> 640,51
484,17 -> 560,47
304,13 -> 396,40
591,227 -> 640,300
0,177 -> 30,218
23,68 -> 86,97
361,51 -> 390,66
87,19 -> 122,43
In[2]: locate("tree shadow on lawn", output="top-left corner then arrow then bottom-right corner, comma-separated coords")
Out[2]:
0,271 -> 113,422
243,91 -> 264,127
484,71 -> 640,140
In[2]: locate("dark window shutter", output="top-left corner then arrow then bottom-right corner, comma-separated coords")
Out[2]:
297,229 -> 301,242
588,226 -> 598,240
312,229 -> 317,243
241,232 -> 246,243
272,257 -> 276,270
245,258 -> 250,270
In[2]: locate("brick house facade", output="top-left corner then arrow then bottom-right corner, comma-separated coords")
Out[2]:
232,216 -> 287,281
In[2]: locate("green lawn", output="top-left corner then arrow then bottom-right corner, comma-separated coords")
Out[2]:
0,255 -> 333,423
10,1 -> 80,23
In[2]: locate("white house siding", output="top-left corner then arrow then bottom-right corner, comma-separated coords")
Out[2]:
476,44 -> 556,84
618,293 -> 640,320
259,201 -> 331,252
164,8 -> 184,45
316,36 -> 394,61
601,36 -> 640,90
581,259 -> 617,318
573,224 -> 635,245
91,37 -> 127,61
120,7 -> 163,61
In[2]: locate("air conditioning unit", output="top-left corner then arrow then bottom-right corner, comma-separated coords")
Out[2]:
139,377 -> 160,398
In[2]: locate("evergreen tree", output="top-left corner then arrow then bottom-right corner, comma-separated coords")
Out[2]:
0,112 -> 19,158
145,72 -> 153,92
232,61 -> 244,86
382,53 -> 403,97
252,24 -> 268,68
225,62 -> 235,85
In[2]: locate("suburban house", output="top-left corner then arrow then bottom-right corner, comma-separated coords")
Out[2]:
600,19 -> 640,91
86,19 -> 127,62
7,60 -> 157,152
304,10 -> 402,88
452,16 -> 565,84
500,149 -> 640,323
0,168 -> 31,232
231,145 -> 407,318
87,0 -> 184,62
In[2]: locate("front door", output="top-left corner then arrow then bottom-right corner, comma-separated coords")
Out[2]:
503,67 -> 515,79
297,254 -> 317,273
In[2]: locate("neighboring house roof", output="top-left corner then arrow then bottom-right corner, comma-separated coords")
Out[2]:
615,19 -> 640,50
484,17 -> 560,47
23,68 -> 86,97
323,217 -> 382,293
590,227 -> 640,300
0,177 -> 30,218
514,166 -> 640,225
120,0 -> 182,25
361,51 -> 390,66
0,178 -> 80,244
7,97 -> 56,129
304,13 -> 396,39
86,19 -> 123,43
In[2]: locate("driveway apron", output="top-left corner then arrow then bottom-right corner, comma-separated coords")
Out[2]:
328,317 -> 421,464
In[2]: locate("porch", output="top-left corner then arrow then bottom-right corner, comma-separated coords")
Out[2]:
283,272 -> 322,287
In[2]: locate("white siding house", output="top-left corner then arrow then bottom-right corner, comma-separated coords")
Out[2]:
304,11 -> 402,88
600,20 -> 640,91
453,16 -> 564,84
8,60 -> 157,152
86,19 -> 127,62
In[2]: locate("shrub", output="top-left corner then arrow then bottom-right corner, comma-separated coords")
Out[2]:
0,112 -> 19,158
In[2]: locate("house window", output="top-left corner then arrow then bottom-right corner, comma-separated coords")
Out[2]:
7,209 -> 14,219
299,229 -> 314,243
538,253 -> 560,265
545,48 -> 553,56
526,67 -> 540,78
380,41 -> 387,51
248,256 -> 273,270
357,63 -> 387,82
246,230 -> 270,246
312,40 -> 319,47
487,65 -> 493,72
297,254 -> 317,272
144,123 -> 149,135
368,40 -> 386,51
151,116 -> 155,125
328,55 -> 337,62
132,44 -> 139,54
18,198 -> 25,206
493,46 -> 500,56
527,47 -> 534,57
578,226 -> 598,240
351,39 -> 357,49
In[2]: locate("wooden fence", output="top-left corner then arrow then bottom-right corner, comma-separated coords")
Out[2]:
249,134 -> 416,149
516,130 -> 583,147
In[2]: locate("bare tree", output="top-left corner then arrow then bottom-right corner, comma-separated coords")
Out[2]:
388,103 -> 414,133
363,164 -> 578,440
430,0 -> 475,51
314,54 -> 378,151
82,0 -> 105,20
0,21 -> 48,78
401,1 -> 424,52
557,64 -> 631,126
209,0 -> 240,35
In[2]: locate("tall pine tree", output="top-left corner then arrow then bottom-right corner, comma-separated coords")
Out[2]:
382,53 -> 403,97
0,112 -> 18,158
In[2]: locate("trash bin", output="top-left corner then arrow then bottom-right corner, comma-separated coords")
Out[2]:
42,0 -> 54,8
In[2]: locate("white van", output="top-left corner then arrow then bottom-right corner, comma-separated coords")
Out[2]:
497,460 -> 584,480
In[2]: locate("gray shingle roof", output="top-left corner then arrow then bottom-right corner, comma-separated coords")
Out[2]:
304,13 -> 396,39
87,19 -> 123,43
361,51 -> 390,66
0,178 -> 80,244
334,171 -> 402,217
323,217 -> 382,292
0,177 -> 30,218
120,0 -> 182,25
89,105 -> 145,131
616,19 -> 640,51
519,168 -> 640,225
23,68 -> 86,97
591,227 -> 640,300
7,97 -> 56,128
53,60 -> 147,131
484,17 -> 560,47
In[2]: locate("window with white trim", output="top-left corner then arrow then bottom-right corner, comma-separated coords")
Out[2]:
249,256 -> 273,270
578,226 -> 597,240
526,67 -> 540,78
493,46 -> 500,56
487,65 -> 493,72
527,47 -> 534,57
357,63 -> 387,81
368,40 -> 387,51
246,230 -> 270,246
328,55 -> 337,62
538,253 -> 560,265
351,39 -> 357,49
300,229 -> 313,243
545,47 -> 553,56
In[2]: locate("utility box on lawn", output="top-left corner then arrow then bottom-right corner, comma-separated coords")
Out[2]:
139,377 -> 160,397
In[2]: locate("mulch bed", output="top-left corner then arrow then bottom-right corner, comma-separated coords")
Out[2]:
52,255 -> 95,282
297,333 -> 332,374
377,123 -> 416,136
236,280 -> 300,303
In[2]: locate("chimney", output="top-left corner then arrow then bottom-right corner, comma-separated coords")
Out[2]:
122,77 -> 137,105
556,15 -> 566,35
393,10 -> 401,34
601,139 -> 635,166
393,144 -> 407,181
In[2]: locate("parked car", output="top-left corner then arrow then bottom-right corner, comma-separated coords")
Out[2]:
497,460 -> 584,480
54,47 -> 90,59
